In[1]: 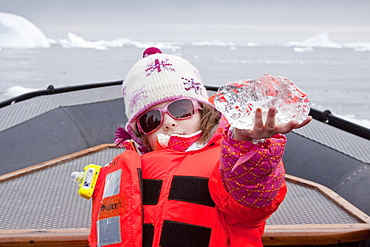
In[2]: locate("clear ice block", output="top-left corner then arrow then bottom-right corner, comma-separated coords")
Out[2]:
214,74 -> 311,130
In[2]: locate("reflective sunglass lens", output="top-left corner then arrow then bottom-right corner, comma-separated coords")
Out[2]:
168,99 -> 195,119
139,110 -> 161,133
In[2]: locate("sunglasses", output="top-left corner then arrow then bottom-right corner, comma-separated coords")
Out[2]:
137,98 -> 201,135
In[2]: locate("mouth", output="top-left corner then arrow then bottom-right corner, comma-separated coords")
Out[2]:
173,133 -> 185,136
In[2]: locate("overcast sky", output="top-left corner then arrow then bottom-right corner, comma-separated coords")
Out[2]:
1,0 -> 369,44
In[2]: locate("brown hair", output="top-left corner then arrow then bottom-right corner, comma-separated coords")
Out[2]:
137,102 -> 220,150
198,102 -> 221,144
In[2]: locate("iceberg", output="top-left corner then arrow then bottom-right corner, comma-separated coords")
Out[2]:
343,41 -> 370,51
286,33 -> 370,52
56,33 -> 108,50
0,12 -> 50,48
298,33 -> 342,48
285,33 -> 342,50
54,33 -> 181,51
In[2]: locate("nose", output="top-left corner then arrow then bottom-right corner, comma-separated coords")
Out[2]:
162,113 -> 178,130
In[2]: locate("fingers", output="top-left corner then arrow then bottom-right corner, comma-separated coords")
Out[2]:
276,116 -> 312,134
253,108 -> 264,129
276,120 -> 298,134
252,108 -> 266,138
238,109 -> 312,141
265,107 -> 277,130
252,107 -> 277,138
293,116 -> 312,129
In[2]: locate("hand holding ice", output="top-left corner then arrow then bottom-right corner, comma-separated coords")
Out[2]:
214,74 -> 310,130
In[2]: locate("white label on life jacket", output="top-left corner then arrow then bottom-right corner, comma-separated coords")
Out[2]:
97,216 -> 121,246
103,169 -> 122,198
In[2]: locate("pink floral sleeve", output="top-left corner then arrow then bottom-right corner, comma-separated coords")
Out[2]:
220,127 -> 286,208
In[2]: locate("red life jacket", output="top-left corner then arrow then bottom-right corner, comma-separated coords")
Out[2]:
89,143 -> 286,247
89,150 -> 143,247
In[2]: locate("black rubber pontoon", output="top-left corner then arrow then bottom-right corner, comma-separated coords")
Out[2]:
0,83 -> 369,246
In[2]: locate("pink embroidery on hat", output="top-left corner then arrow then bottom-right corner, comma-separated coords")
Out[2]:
146,58 -> 175,76
182,77 -> 203,95
129,87 -> 147,113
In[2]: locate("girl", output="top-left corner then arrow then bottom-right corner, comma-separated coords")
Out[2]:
88,47 -> 311,247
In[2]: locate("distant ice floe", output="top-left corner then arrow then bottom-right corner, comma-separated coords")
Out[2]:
52,33 -> 109,50
50,32 -> 181,51
0,12 -> 50,48
284,33 -> 341,52
293,46 -> 314,53
56,32 -> 368,52
285,32 -> 370,52
343,41 -> 370,52
287,33 -> 342,49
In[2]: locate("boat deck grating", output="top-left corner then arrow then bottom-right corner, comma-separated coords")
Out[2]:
0,147 -> 362,230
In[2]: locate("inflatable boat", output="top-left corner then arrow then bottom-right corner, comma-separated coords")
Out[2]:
0,82 -> 369,246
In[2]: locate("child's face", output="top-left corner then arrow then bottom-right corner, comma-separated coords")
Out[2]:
140,100 -> 202,150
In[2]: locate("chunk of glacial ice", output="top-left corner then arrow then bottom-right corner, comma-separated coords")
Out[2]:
214,74 -> 311,130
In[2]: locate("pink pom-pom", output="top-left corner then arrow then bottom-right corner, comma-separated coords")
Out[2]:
114,127 -> 132,147
143,47 -> 162,58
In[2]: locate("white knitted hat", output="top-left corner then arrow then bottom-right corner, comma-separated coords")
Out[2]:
123,47 -> 210,135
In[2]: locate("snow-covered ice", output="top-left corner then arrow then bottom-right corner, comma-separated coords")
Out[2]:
0,13 -> 50,48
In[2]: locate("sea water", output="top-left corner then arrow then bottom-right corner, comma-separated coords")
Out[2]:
0,44 -> 369,128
